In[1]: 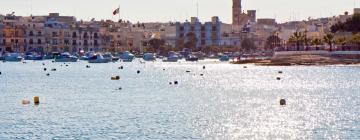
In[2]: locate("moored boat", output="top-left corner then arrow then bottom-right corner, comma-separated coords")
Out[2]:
185,54 -> 199,62
103,52 -> 120,61
219,55 -> 230,62
55,52 -> 78,62
4,53 -> 23,62
163,51 -> 179,62
120,51 -> 135,62
143,53 -> 156,61
88,54 -> 111,63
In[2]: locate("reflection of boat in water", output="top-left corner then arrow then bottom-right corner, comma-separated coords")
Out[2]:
120,51 -> 135,62
219,55 -> 230,62
163,51 -> 179,62
143,53 -> 156,61
103,52 -> 120,61
185,54 -> 199,62
88,54 -> 111,63
55,52 -> 78,62
4,53 -> 23,62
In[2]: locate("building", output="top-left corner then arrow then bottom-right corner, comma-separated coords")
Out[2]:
0,23 -> 4,52
354,8 -> 360,14
247,10 -> 256,22
175,17 -> 221,49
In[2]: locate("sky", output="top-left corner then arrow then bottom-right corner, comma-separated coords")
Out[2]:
0,0 -> 358,23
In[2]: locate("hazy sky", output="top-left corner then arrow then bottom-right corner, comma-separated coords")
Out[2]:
0,0 -> 358,23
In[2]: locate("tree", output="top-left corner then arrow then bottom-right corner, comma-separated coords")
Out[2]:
350,33 -> 360,51
323,33 -> 335,51
335,37 -> 348,51
311,38 -> 323,50
331,14 -> 360,33
288,31 -> 304,51
265,35 -> 281,50
241,38 -> 256,52
184,32 -> 198,51
148,38 -> 165,53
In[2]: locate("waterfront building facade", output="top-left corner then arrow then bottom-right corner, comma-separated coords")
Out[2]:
175,17 -> 221,49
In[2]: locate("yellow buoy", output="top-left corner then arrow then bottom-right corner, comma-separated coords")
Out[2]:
34,96 -> 40,105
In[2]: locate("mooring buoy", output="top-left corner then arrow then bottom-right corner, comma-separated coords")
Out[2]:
34,96 -> 40,105
280,99 -> 286,106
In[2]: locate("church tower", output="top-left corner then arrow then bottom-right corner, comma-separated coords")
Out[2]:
232,0 -> 242,25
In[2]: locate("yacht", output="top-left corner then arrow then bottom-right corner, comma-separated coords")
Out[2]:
4,53 -> 23,62
55,52 -> 78,62
120,51 -> 135,62
88,54 -> 111,63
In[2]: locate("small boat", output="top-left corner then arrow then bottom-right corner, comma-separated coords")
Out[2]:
43,52 -> 61,60
4,53 -> 23,62
143,53 -> 156,61
120,51 -> 135,62
25,53 -> 43,60
79,52 -> 95,60
185,54 -> 198,62
88,54 -> 111,63
103,52 -> 120,61
55,52 -> 78,62
0,54 -> 5,60
163,51 -> 179,62
219,55 -> 230,62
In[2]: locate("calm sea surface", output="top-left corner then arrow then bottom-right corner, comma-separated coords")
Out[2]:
0,59 -> 359,139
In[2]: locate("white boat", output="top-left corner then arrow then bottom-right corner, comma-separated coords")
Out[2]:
103,52 -> 120,61
120,51 -> 135,62
163,51 -> 179,62
55,52 -> 78,62
88,54 -> 111,63
143,53 -> 156,61
4,53 -> 23,62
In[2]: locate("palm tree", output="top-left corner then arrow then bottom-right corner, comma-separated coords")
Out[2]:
323,33 -> 335,52
288,31 -> 304,51
311,38 -> 323,50
335,37 -> 348,51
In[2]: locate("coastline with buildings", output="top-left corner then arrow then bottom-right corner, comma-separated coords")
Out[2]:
1,1 -> 360,139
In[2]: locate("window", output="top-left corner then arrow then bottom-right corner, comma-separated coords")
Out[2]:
29,31 -> 34,36
72,40 -> 77,45
52,32 -> 58,37
29,39 -> 34,44
38,39 -> 42,44
37,31 -> 42,36
72,32 -> 77,38
94,40 -> 98,46
52,39 -> 58,45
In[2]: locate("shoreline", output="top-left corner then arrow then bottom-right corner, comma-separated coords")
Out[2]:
232,55 -> 360,66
